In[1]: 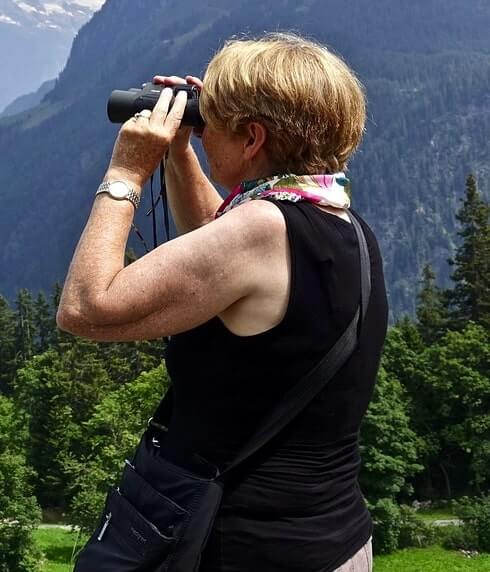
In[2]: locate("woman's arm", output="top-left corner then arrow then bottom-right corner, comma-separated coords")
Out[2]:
165,144 -> 223,234
57,199 -> 285,339
154,74 -> 222,234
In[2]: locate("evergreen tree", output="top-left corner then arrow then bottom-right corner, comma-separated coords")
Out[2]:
51,282 -> 74,353
0,295 -> 17,395
33,291 -> 52,354
13,289 -> 34,369
13,340 -> 115,509
446,174 -> 490,329
416,264 -> 448,344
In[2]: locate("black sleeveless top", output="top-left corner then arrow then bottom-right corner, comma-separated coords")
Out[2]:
163,199 -> 388,572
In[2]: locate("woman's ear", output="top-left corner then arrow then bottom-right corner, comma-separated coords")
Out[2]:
242,122 -> 267,161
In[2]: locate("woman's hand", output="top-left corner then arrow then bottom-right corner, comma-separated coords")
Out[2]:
104,87 -> 188,189
153,75 -> 204,154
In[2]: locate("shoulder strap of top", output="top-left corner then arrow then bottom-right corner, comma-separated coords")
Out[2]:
150,209 -> 371,480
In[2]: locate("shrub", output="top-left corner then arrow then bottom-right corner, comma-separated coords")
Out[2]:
0,396 -> 42,572
398,505 -> 436,549
435,524 -> 478,551
453,495 -> 490,553
370,498 -> 402,555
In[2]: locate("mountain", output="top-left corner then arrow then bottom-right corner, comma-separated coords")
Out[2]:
0,78 -> 56,118
0,0 -> 489,321
0,0 -> 104,112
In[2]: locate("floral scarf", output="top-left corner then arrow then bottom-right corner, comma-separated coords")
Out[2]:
215,173 -> 350,218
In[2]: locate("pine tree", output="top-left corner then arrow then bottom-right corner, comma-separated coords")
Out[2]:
416,264 -> 448,344
51,282 -> 74,353
14,289 -> 35,368
446,174 -> 490,329
0,295 -> 17,395
33,291 -> 53,354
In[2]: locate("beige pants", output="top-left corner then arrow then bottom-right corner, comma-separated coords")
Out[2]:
333,537 -> 373,572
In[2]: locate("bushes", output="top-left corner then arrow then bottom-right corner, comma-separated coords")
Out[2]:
451,495 -> 490,552
370,499 -> 402,554
436,525 -> 478,551
398,505 -> 436,549
0,397 -> 42,572
370,499 -> 435,555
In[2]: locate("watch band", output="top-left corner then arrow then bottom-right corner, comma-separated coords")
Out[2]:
96,180 -> 140,210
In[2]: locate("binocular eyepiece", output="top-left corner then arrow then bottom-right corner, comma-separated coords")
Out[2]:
107,82 -> 204,127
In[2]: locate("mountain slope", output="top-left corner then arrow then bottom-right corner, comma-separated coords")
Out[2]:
0,0 -> 489,320
0,79 -> 56,118
0,0 -> 104,111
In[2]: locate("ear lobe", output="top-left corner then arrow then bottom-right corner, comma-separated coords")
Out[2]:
243,122 -> 267,160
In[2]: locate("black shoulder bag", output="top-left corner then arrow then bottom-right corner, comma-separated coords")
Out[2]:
73,210 -> 371,572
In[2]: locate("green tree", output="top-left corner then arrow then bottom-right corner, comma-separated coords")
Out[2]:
416,264 -> 448,344
33,291 -> 53,354
14,289 -> 35,369
420,323 -> 490,493
67,365 -> 169,531
360,365 -> 423,502
446,174 -> 490,329
380,322 -> 444,499
0,295 -> 17,395
50,282 -> 75,353
14,340 -> 115,509
0,396 -> 42,572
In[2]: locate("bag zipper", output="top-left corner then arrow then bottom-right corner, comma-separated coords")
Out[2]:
97,512 -> 112,541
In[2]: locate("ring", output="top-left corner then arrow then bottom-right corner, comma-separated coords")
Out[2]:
134,109 -> 152,119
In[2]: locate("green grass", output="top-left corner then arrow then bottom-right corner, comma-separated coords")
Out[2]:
34,528 -> 86,572
375,546 -> 490,571
35,528 -> 490,571
417,508 -> 457,523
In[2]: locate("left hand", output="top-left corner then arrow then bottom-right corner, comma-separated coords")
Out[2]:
104,87 -> 188,189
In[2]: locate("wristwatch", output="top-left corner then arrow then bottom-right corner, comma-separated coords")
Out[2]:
95,180 -> 140,210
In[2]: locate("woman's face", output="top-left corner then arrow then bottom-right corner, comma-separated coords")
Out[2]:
201,124 -> 247,192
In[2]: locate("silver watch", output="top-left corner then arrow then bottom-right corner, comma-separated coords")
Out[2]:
96,180 -> 140,210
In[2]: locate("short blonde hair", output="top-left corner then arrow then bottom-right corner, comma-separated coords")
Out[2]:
200,33 -> 366,174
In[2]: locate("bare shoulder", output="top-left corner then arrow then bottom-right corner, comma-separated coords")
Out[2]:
214,200 -> 291,336
216,198 -> 286,239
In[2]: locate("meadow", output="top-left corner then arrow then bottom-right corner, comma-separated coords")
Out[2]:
36,528 -> 490,572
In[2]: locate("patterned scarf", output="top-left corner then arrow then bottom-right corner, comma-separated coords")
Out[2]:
215,173 -> 350,218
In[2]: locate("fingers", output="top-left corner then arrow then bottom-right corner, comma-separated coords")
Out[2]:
149,87 -> 173,126
153,75 -> 187,86
153,74 -> 203,91
185,75 -> 203,90
146,87 -> 187,143
163,90 -> 188,138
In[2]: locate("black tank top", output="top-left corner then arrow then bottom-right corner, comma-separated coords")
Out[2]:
163,199 -> 388,572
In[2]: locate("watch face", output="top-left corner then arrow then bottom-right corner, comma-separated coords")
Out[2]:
110,181 -> 129,199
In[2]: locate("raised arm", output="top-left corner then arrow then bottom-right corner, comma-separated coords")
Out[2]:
155,75 -> 222,234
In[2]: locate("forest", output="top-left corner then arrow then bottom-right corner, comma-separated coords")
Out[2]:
0,174 -> 488,570
1,0 -> 489,319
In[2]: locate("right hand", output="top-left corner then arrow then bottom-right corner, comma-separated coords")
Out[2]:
153,75 -> 204,152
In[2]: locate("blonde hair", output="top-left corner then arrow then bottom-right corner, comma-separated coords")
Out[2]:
200,33 -> 366,174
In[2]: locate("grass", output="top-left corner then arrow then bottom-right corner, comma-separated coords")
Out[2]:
375,546 -> 490,571
35,528 -> 490,571
417,508 -> 457,523
34,528 -> 85,572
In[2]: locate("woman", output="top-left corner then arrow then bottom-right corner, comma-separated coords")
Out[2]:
58,33 -> 388,572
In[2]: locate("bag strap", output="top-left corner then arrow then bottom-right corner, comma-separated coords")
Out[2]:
150,209 -> 371,479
